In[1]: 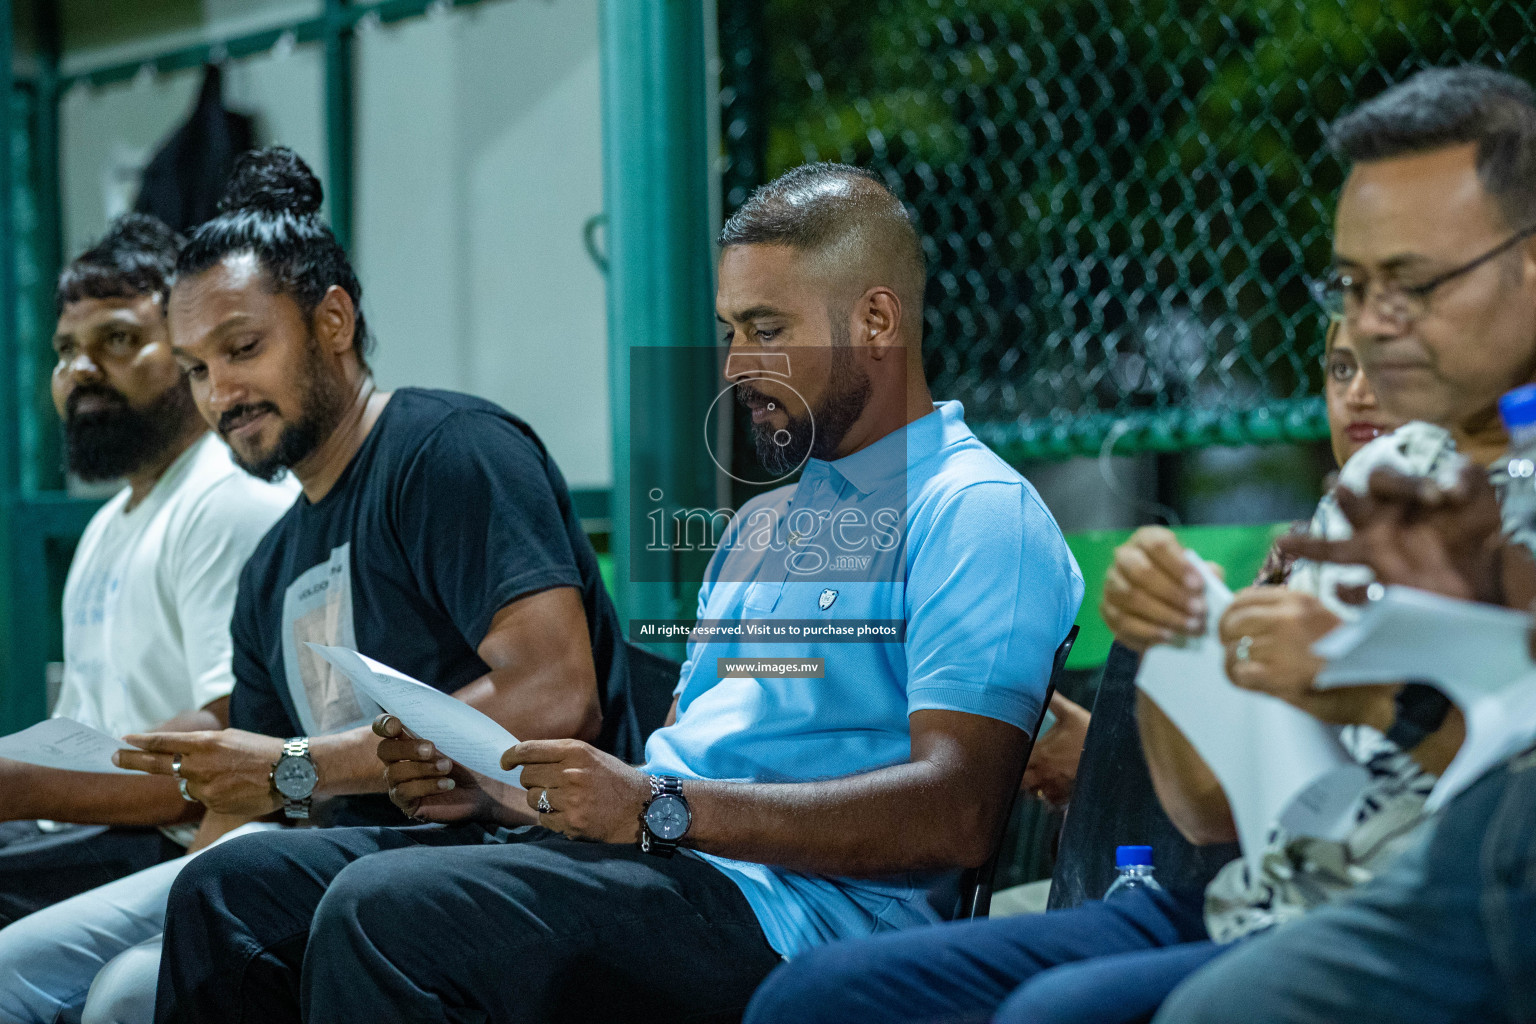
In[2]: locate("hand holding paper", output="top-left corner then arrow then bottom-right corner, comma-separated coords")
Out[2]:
307,645 -> 524,786
1135,558 -> 1360,874
1314,586 -> 1536,808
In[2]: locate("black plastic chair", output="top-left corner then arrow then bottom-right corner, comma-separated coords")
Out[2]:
625,640 -> 684,748
952,625 -> 1079,920
1046,641 -> 1240,909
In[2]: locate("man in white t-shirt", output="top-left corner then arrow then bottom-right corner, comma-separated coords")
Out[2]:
0,214 -> 296,925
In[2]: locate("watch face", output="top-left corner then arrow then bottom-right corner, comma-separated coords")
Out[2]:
273,755 -> 319,800
645,794 -> 690,841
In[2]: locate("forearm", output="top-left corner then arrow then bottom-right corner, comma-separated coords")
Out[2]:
1407,704 -> 1465,777
1136,693 -> 1237,845
186,809 -> 272,853
156,696 -> 230,733
682,763 -> 1001,877
311,726 -> 390,798
456,648 -> 603,746
0,761 -> 198,826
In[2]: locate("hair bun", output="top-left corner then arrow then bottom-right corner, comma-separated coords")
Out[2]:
219,147 -> 324,217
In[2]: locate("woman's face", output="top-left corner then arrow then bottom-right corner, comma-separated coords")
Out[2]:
1326,321 -> 1407,468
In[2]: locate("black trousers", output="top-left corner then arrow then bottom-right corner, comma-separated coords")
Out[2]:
155,824 -> 783,1024
0,820 -> 183,926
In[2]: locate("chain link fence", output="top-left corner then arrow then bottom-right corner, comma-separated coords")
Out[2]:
719,0 -> 1536,461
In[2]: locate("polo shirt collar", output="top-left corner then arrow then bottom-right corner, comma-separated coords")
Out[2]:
816,400 -> 968,495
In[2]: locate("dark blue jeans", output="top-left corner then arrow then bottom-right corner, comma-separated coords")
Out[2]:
154,823 -> 781,1024
744,884 -> 1227,1024
1156,747 -> 1536,1024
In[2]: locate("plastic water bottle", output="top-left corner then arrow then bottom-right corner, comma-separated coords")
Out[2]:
1496,384 -> 1536,554
1104,845 -> 1163,901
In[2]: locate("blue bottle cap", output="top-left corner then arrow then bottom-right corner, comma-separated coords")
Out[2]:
1499,384 -> 1536,431
1115,845 -> 1153,869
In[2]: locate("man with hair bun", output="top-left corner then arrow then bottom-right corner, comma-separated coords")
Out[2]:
2,145 -> 635,1024
153,160 -> 1082,1024
0,213 -> 297,1020
113,145 -> 634,822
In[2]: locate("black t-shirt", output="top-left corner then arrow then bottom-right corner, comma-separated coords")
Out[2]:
229,388 -> 634,826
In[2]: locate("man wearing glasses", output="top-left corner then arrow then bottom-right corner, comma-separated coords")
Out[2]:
746,65 -> 1536,1024
1153,64 -> 1536,1024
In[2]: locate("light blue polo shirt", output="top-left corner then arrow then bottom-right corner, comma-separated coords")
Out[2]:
641,400 -> 1083,958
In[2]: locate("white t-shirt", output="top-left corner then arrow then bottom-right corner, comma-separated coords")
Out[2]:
55,432 -> 299,737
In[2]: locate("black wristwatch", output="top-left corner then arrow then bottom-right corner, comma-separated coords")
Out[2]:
271,737 -> 319,820
1385,683 -> 1452,752
640,775 -> 691,857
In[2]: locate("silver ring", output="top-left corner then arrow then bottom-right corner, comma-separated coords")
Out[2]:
172,755 -> 197,803
1234,636 -> 1254,662
537,790 -> 552,815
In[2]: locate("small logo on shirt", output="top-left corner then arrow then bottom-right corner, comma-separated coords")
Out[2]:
819,589 -> 838,610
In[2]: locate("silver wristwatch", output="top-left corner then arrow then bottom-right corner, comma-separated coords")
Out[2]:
271,737 -> 319,820
640,775 -> 691,857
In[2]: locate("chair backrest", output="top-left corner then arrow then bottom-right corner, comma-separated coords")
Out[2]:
952,624 -> 1078,920
625,640 -> 684,748
1046,641 -> 1239,909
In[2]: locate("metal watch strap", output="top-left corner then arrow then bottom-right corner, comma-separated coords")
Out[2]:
280,736 -> 313,820
640,775 -> 685,856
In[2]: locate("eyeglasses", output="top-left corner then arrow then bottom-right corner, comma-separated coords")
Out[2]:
1313,223 -> 1536,325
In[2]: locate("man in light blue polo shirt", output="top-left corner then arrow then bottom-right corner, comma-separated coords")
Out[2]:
154,163 -> 1082,1024
643,395 -> 1077,956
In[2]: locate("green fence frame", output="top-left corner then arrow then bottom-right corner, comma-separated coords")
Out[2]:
1,1 -> 1309,734
0,0 -> 704,731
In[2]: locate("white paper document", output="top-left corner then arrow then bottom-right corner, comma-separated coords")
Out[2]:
306,645 -> 524,786
1135,559 -> 1358,875
0,718 -> 137,774
1313,586 -> 1536,809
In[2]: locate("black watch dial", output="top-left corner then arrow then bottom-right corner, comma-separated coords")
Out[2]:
644,794 -> 690,841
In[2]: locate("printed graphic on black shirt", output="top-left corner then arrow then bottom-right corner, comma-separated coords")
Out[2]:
279,543 -> 380,735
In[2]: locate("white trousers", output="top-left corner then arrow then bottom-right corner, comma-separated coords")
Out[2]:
0,822 -> 276,1024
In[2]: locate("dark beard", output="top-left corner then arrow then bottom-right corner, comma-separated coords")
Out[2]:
63,379 -> 198,482
745,341 -> 872,477
221,337 -> 350,482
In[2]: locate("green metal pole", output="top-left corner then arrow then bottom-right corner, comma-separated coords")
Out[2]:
0,0 -> 15,500
323,0 -> 354,251
22,0 -> 60,495
1,0 -> 22,726
599,0 -> 720,635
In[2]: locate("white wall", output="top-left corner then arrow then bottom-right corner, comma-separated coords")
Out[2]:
56,0 -> 612,490
355,1 -> 610,488
60,46 -> 328,256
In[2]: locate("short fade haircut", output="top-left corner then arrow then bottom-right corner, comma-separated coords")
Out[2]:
177,146 -> 372,369
1330,66 -> 1536,230
56,213 -> 184,315
719,162 -> 927,317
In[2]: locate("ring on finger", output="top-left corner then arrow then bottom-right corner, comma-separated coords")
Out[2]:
1234,635 -> 1254,662
171,755 -> 198,803
537,790 -> 552,815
